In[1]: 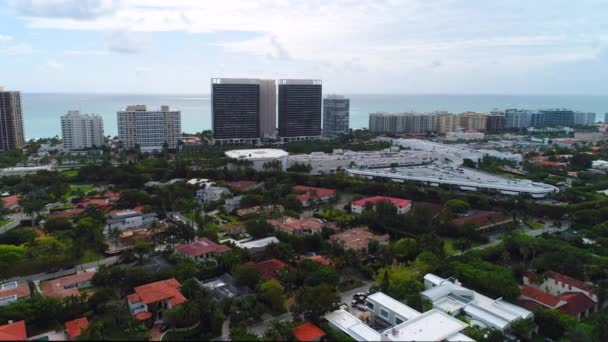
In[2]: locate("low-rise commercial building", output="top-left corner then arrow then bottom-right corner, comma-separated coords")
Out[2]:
225,149 -> 289,171
445,130 -> 485,141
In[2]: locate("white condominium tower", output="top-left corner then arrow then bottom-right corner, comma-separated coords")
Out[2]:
61,110 -> 104,151
117,105 -> 181,153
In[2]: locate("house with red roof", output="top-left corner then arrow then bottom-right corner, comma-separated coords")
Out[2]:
1,195 -> 20,211
127,278 -> 187,323
40,272 -> 95,298
519,271 -> 601,320
351,196 -> 412,215
293,322 -> 326,342
50,208 -> 86,219
175,237 -> 232,262
267,216 -> 333,235
330,227 -> 390,252
64,317 -> 89,340
0,281 -> 30,306
300,254 -> 333,266
292,185 -> 336,207
0,320 -> 27,341
75,198 -> 111,211
250,259 -> 288,280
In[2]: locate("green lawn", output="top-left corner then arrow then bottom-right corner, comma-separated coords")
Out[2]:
0,218 -> 12,227
63,185 -> 97,199
443,238 -> 458,256
80,249 -> 104,263
61,170 -> 79,178
525,220 -> 544,230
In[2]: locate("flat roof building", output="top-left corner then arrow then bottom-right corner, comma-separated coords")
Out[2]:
225,148 -> 289,171
61,110 -> 104,151
212,78 -> 262,145
117,105 -> 181,153
323,95 -> 350,138
278,79 -> 322,142
0,87 -> 25,151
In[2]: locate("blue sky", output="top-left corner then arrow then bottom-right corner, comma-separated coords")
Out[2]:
1,0 -> 608,94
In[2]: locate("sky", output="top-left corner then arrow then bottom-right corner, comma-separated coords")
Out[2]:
1,0 -> 608,95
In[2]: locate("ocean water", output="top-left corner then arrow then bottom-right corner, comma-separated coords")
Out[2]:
20,93 -> 608,139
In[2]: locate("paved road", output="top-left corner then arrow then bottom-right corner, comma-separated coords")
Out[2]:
247,312 -> 292,337
211,319 -> 231,341
2,255 -> 120,283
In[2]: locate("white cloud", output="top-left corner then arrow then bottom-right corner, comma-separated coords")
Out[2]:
0,34 -> 13,41
105,30 -> 148,53
10,0 -> 121,19
4,42 -> 34,55
38,60 -> 65,71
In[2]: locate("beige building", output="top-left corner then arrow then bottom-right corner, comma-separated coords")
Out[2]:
435,113 -> 457,134
574,131 -> 607,142
458,112 -> 488,131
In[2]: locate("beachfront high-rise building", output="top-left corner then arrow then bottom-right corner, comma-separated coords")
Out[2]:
211,78 -> 261,145
323,95 -> 350,137
117,105 -> 181,153
0,86 -> 25,151
278,79 -> 322,141
486,113 -> 506,133
259,79 -> 277,139
434,112 -> 457,134
505,109 -> 531,129
458,112 -> 488,131
539,109 -> 574,127
574,112 -> 596,126
368,112 -> 435,134
604,113 -> 608,124
61,110 -> 104,151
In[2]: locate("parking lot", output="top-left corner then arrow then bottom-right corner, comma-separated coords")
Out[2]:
338,280 -> 374,319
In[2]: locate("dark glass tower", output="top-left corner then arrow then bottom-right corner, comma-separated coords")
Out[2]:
0,87 -> 25,151
212,79 -> 261,144
278,79 -> 322,141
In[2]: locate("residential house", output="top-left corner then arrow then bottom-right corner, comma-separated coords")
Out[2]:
250,259 -> 288,280
518,271 -> 601,320
237,205 -> 284,218
267,216 -> 334,235
225,180 -> 261,192
293,322 -> 326,342
106,209 -> 158,232
451,210 -> 514,234
196,273 -> 249,301
224,195 -> 244,214
0,281 -> 30,306
233,236 -> 279,256
421,273 -> 533,333
0,320 -> 27,341
40,272 -> 95,298
292,185 -> 336,207
329,227 -> 389,252
324,292 -> 473,342
1,195 -> 20,211
175,237 -> 232,262
65,317 -> 89,340
196,186 -> 230,205
300,254 -> 332,266
127,278 -> 187,323
351,196 -> 412,215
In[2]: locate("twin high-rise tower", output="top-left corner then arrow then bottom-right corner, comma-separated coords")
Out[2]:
212,78 -> 335,144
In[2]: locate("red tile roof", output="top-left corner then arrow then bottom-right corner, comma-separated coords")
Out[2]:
128,278 -> 186,306
558,292 -> 596,316
252,259 -> 288,280
50,208 -> 86,219
175,237 -> 232,258
2,195 -> 20,209
292,185 -> 336,203
267,216 -> 327,234
352,196 -> 412,209
75,198 -> 110,210
519,285 -> 563,308
330,227 -> 390,251
65,317 -> 89,339
550,272 -> 595,294
293,322 -> 326,342
0,282 -> 30,301
226,180 -> 259,191
134,311 -> 152,321
40,272 -> 95,298
451,210 -> 510,227
0,320 -> 27,341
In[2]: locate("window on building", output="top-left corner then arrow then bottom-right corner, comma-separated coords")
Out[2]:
395,317 -> 404,325
366,301 -> 374,310
380,308 -> 389,319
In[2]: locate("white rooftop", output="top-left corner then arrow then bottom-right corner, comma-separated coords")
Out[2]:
225,149 -> 288,160
381,309 -> 469,342
367,292 -> 421,320
237,237 -> 279,249
324,309 -> 381,341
